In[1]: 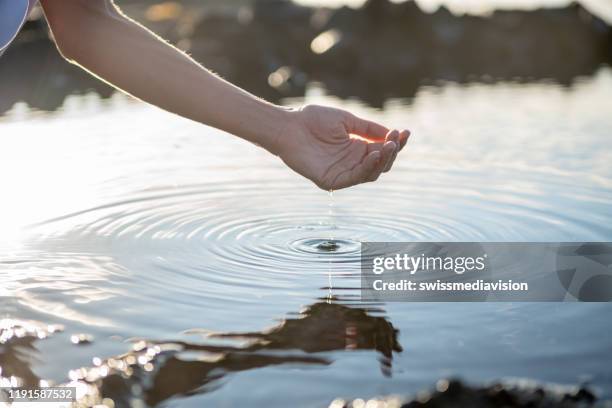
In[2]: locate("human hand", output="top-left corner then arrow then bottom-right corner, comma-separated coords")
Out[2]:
276,105 -> 410,190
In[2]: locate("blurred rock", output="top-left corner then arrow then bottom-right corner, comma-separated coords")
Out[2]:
332,378 -> 604,408
187,0 -> 612,107
1,0 -> 610,113
0,22 -> 113,114
311,0 -> 612,105
188,0 -> 315,101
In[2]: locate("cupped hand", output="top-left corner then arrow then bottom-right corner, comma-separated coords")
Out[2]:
276,104 -> 410,190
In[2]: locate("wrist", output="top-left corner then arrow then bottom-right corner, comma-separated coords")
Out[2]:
262,104 -> 301,156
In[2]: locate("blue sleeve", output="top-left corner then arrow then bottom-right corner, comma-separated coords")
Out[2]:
0,0 -> 35,54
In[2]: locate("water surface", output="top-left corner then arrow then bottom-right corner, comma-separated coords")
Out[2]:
1,68 -> 612,406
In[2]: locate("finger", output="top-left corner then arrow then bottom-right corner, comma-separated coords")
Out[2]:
366,140 -> 384,154
381,140 -> 397,173
384,131 -> 400,172
384,148 -> 398,173
366,129 -> 398,154
333,150 -> 381,190
347,114 -> 389,142
398,129 -> 411,150
368,140 -> 396,181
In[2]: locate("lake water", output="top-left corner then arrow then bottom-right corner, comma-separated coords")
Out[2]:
1,67 -> 612,407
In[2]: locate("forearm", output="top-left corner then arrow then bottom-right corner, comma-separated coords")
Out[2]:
39,0 -> 408,191
40,0 -> 292,153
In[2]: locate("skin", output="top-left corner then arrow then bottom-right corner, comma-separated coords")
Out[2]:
39,0 -> 411,190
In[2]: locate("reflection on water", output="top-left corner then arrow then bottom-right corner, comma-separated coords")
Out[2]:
1,67 -> 612,405
0,320 -> 63,388
212,301 -> 402,371
1,301 -> 400,407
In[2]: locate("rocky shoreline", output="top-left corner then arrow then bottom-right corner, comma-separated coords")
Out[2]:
190,0 -> 612,106
1,0 -> 610,112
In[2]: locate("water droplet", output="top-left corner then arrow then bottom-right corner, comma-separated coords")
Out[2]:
317,240 -> 340,252
290,238 -> 360,256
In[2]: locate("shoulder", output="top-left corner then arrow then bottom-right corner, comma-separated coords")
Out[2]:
0,0 -> 35,52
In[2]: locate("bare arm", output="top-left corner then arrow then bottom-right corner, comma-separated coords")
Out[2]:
39,0 -> 410,190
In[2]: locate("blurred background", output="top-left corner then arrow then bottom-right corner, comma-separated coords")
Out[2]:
2,2 -> 612,406
1,0 -> 610,112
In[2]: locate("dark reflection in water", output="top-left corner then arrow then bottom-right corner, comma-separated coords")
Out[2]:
0,301 -> 401,407
212,301 -> 402,372
0,320 -> 63,388
142,301 -> 401,406
1,0 -> 610,113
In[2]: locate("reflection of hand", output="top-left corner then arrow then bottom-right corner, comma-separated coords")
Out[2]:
277,105 -> 411,190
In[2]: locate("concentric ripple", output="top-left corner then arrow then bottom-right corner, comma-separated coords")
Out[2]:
24,164 -> 612,307
3,72 -> 612,404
